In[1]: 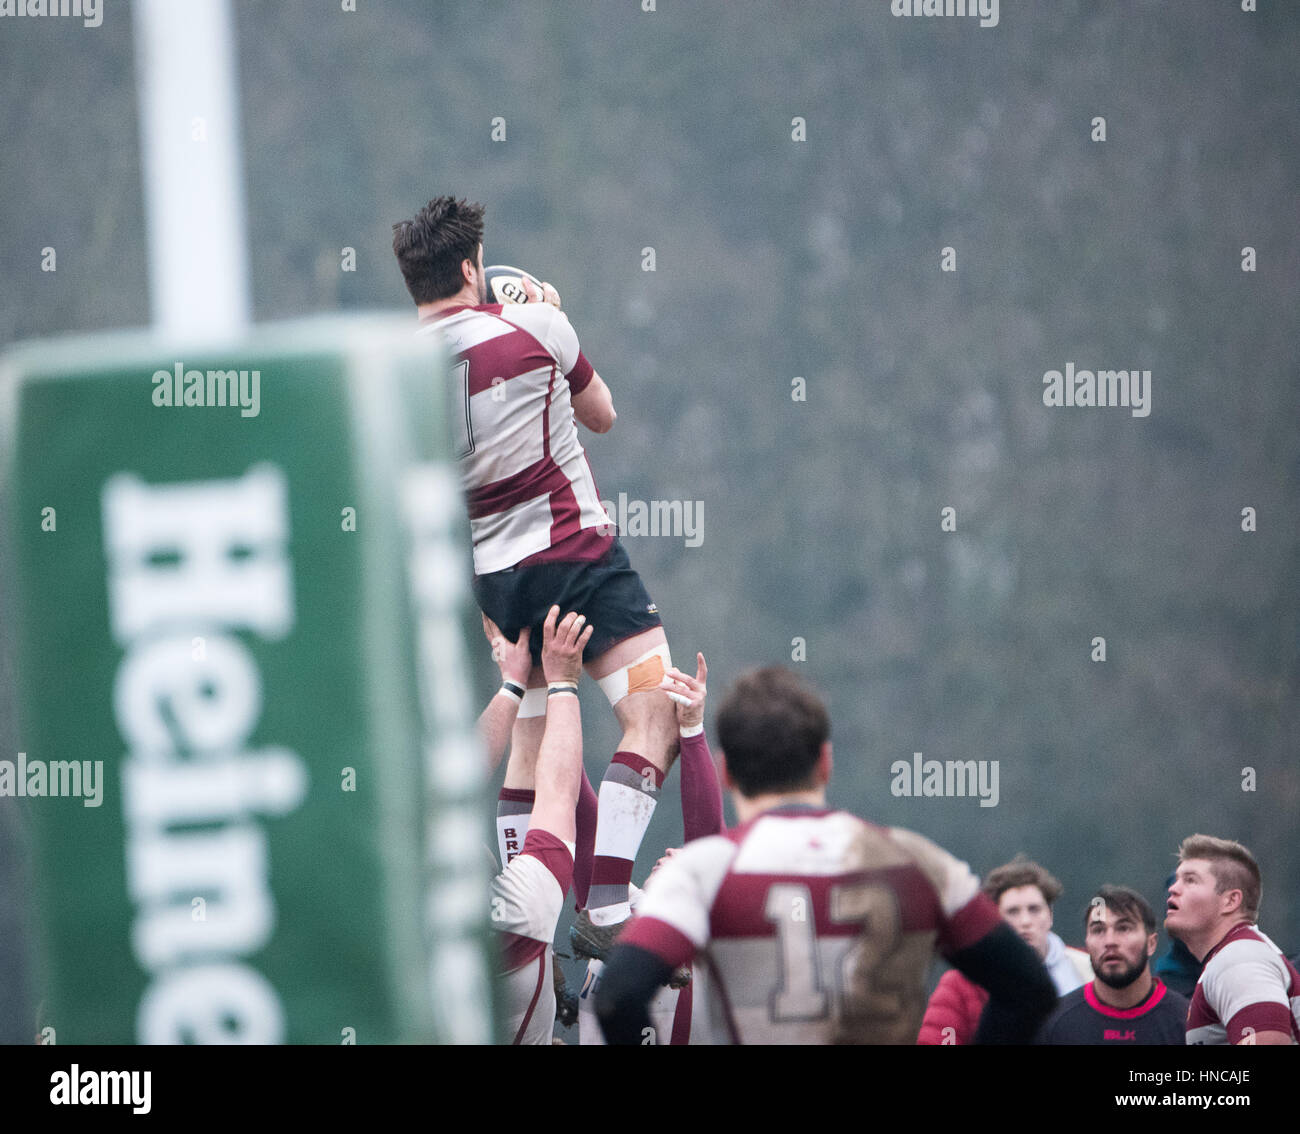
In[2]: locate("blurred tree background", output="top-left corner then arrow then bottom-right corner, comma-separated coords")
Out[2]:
1,0 -> 1296,1041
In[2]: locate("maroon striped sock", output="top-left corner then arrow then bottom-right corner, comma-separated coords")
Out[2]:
496,786 -> 534,866
587,751 -> 664,920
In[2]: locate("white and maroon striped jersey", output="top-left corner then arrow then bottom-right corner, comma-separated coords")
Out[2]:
619,805 -> 1003,1044
1185,922 -> 1300,1045
419,303 -> 612,575
491,828 -> 574,1045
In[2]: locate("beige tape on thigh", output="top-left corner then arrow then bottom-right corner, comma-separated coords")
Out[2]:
596,644 -> 672,707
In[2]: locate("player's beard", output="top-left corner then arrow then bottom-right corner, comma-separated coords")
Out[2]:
477,271 -> 488,305
1095,956 -> 1148,990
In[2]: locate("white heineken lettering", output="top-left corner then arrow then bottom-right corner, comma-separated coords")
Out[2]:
126,824 -> 277,968
103,465 -> 293,641
113,633 -> 260,752
402,464 -> 493,1043
137,963 -> 283,1045
122,746 -> 304,828
103,464 -> 305,1043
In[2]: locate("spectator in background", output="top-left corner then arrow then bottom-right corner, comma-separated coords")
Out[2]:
1036,885 -> 1188,1044
917,854 -> 1090,1044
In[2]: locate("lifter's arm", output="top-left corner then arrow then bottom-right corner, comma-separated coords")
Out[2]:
597,944 -> 676,1045
661,653 -> 723,841
476,616 -> 532,774
951,922 -> 1058,1044
526,606 -> 593,845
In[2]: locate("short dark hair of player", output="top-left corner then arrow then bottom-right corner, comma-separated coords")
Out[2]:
1085,884 -> 1156,936
982,855 -> 1064,906
714,666 -> 830,797
1178,834 -> 1262,921
392,196 -> 486,304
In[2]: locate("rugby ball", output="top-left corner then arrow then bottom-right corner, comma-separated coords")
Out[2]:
485,264 -> 544,304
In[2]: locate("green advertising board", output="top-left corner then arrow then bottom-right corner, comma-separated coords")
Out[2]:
0,315 -> 497,1044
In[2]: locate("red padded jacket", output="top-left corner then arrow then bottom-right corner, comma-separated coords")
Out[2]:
916,968 -> 989,1045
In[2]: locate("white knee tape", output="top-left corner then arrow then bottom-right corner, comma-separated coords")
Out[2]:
596,644 -> 673,707
517,685 -> 548,719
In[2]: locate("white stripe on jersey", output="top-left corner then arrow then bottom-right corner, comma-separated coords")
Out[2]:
491,847 -> 570,946
421,304 -> 610,575
501,952 -> 555,1045
635,835 -> 736,950
1189,930 -> 1298,1045
466,450 -> 609,574
730,813 -> 895,875
431,310 -> 517,354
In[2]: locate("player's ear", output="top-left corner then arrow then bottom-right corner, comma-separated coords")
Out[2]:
817,741 -> 833,785
718,750 -> 736,791
1146,933 -> 1158,959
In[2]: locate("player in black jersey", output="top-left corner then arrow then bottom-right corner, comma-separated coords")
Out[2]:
1036,885 -> 1188,1044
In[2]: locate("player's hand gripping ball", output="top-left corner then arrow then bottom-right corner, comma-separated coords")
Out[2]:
484,264 -> 560,307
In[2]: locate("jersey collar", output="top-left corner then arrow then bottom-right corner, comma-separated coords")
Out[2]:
1084,976 -> 1167,1019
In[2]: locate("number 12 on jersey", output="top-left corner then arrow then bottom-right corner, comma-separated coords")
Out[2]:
765,880 -> 904,1023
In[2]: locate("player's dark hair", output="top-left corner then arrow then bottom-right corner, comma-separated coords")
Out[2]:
982,855 -> 1064,906
1085,884 -> 1156,936
715,667 -> 829,797
392,196 -> 485,304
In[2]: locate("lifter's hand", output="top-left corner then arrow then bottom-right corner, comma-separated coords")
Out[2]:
482,614 -> 532,687
521,276 -> 562,308
660,652 -> 707,730
540,605 -> 593,686
653,846 -> 681,877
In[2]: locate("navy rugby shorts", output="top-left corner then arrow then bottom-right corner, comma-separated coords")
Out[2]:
472,538 -> 663,668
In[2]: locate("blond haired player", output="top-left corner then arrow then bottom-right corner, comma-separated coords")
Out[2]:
1167,834 -> 1299,1045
